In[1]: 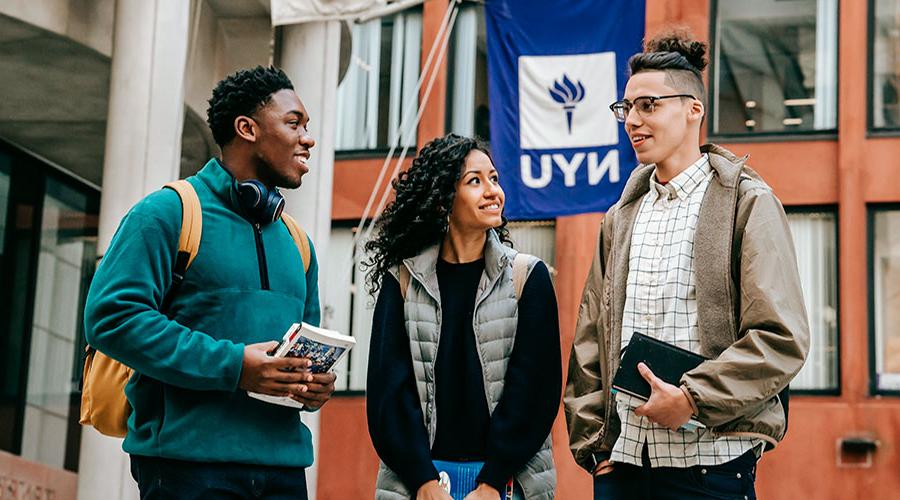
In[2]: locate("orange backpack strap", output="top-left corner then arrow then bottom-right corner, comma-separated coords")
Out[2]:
80,180 -> 201,438
281,213 -> 311,273
161,180 -> 202,311
398,265 -> 411,301
512,253 -> 537,301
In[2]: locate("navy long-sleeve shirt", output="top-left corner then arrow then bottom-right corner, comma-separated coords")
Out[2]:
367,259 -> 561,493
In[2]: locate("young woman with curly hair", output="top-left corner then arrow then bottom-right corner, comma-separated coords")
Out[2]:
365,134 -> 561,500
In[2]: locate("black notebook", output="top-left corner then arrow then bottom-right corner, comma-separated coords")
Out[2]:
612,332 -> 708,428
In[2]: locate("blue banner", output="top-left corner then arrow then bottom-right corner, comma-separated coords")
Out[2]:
485,0 -> 645,219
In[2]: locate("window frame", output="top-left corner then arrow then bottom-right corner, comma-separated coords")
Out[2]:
0,138 -> 100,471
784,205 -> 841,396
866,0 -> 900,136
332,7 -> 423,154
444,0 -> 491,143
707,0 -> 841,141
327,220 -> 371,397
867,203 -> 900,397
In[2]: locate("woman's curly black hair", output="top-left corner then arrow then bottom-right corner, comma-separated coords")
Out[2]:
363,134 -> 511,295
206,66 -> 294,147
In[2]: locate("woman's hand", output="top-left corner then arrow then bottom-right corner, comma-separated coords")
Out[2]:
416,480 -> 452,500
463,483 -> 501,500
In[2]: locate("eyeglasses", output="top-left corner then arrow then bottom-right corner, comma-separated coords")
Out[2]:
609,94 -> 697,123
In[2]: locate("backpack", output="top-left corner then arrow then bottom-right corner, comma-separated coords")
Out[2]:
397,252 -> 537,301
79,180 -> 312,438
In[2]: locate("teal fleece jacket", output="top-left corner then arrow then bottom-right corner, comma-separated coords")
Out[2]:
84,158 -> 320,467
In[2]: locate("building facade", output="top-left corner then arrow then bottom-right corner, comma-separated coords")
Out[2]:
0,0 -> 898,499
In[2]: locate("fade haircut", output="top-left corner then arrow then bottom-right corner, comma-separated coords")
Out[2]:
206,66 -> 295,147
628,29 -> 708,105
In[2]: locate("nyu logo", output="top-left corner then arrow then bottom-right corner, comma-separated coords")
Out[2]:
520,150 -> 620,189
548,74 -> 585,134
519,52 -> 618,150
517,52 -> 621,190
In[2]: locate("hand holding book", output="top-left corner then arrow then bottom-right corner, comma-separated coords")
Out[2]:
238,341 -> 314,396
632,362 -> 696,432
248,323 -> 356,409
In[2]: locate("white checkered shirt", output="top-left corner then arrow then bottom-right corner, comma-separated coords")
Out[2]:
610,154 -> 761,468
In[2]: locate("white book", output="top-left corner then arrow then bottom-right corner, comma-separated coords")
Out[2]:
248,322 -> 356,409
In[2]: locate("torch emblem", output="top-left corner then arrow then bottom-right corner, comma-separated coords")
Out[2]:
548,74 -> 586,134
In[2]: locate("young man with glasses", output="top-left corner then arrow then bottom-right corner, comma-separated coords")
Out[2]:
564,32 -> 810,499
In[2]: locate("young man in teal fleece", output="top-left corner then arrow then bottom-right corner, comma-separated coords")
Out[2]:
84,66 -> 335,499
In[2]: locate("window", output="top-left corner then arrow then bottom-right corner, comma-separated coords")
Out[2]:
0,141 -> 98,471
870,207 -> 900,394
335,10 -> 422,152
711,0 -> 838,135
871,0 -> 900,130
786,210 -> 839,392
446,3 -> 490,141
323,221 -> 556,392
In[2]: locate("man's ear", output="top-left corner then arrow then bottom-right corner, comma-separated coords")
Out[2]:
234,115 -> 257,143
689,100 -> 705,124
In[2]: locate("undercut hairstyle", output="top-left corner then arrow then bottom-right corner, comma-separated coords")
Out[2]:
206,66 -> 295,147
628,30 -> 708,104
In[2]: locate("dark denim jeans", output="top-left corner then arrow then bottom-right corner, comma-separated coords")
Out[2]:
130,455 -> 308,500
593,448 -> 758,500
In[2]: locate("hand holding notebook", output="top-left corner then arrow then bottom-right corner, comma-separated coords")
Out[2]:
612,332 -> 707,431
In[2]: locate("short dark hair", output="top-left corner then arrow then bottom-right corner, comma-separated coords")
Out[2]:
206,66 -> 295,147
628,29 -> 708,104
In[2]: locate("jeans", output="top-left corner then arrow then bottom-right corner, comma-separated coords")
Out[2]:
593,448 -> 758,500
130,455 -> 308,500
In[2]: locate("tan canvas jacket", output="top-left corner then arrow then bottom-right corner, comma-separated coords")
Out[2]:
564,144 -> 810,473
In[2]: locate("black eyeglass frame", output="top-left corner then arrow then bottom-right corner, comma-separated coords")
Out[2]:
609,94 -> 698,123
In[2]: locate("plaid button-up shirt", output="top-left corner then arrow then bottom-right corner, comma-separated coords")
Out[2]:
610,154 -> 760,468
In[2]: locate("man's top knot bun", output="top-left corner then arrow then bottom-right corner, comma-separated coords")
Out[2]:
645,30 -> 708,73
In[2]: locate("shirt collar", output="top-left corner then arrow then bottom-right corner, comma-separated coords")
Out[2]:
649,154 -> 711,202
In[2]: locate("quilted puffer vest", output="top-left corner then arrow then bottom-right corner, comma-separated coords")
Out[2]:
374,230 -> 556,500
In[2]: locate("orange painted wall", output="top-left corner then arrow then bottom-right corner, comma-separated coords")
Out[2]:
332,156 -> 412,221
316,397 -> 379,499
320,0 -> 900,498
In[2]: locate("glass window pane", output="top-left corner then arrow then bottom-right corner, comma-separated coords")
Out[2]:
447,4 -> 490,141
872,0 -> 900,129
713,0 -> 838,134
323,226 -> 372,392
0,155 -> 9,255
21,178 -> 97,470
507,221 -> 556,270
873,209 -> 900,392
335,10 -> 421,151
787,211 -> 838,391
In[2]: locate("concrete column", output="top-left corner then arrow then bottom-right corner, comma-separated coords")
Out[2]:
78,1 -> 189,499
278,20 -> 341,500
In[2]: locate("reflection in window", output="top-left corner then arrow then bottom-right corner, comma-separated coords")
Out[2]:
787,211 -> 838,391
872,209 -> 900,392
872,0 -> 900,129
335,10 -> 422,151
447,4 -> 490,141
712,0 -> 837,134
22,177 -> 97,470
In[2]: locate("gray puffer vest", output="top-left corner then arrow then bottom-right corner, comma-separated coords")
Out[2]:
374,230 -> 556,499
